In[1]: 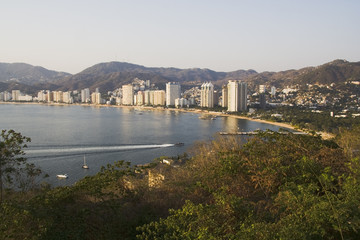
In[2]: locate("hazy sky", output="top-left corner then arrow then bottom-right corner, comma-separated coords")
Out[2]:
1,0 -> 359,74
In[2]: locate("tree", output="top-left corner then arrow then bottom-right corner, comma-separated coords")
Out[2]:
0,129 -> 41,203
336,125 -> 360,159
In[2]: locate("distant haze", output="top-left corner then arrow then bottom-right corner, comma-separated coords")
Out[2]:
1,0 -> 359,74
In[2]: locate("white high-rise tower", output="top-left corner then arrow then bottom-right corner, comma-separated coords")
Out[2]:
227,80 -> 247,112
166,82 -> 181,106
200,82 -> 214,108
122,84 -> 134,105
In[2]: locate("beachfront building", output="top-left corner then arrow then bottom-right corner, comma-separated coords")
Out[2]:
154,90 -> 166,106
144,90 -> 151,105
37,90 -> 47,102
11,90 -> 21,101
63,91 -> 73,104
122,84 -> 134,105
222,85 -> 228,108
53,91 -> 63,103
136,91 -> 145,105
91,92 -> 102,104
166,82 -> 181,106
200,82 -> 214,108
46,90 -> 53,102
227,80 -> 247,112
175,98 -> 188,108
18,95 -> 33,102
81,88 -> 90,103
0,91 -> 11,101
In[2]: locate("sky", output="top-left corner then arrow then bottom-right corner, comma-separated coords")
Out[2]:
1,0 -> 359,74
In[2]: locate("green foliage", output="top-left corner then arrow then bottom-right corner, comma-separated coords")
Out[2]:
138,131 -> 360,239
0,129 -> 43,202
2,130 -> 360,239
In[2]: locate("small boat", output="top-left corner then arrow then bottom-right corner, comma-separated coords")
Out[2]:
57,174 -> 68,179
175,142 -> 184,146
82,155 -> 89,169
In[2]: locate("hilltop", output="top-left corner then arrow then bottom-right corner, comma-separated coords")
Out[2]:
1,59 -> 360,93
244,59 -> 360,88
55,62 -> 257,92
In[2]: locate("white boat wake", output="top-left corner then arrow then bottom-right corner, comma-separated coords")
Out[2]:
26,144 -> 175,155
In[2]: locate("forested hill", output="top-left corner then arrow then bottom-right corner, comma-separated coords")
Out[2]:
1,59 -> 360,92
0,62 -> 70,85
56,62 -> 257,92
50,59 -> 360,92
244,59 -> 360,88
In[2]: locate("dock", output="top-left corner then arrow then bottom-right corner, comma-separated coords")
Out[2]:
219,131 -> 307,135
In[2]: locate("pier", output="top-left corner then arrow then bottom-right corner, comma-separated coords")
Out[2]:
219,131 -> 307,136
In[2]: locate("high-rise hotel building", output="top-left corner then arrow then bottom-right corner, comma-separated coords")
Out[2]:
227,80 -> 247,112
166,82 -> 181,106
81,88 -> 90,103
154,90 -> 166,106
11,90 -> 21,101
91,92 -> 102,104
122,84 -> 134,105
222,85 -> 228,108
200,82 -> 214,108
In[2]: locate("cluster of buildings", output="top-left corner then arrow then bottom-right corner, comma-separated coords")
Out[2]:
0,90 -> 33,102
1,78 -> 265,113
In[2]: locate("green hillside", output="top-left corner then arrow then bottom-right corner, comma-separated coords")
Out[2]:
2,129 -> 360,239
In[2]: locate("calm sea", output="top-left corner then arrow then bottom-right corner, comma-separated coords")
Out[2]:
0,103 -> 283,187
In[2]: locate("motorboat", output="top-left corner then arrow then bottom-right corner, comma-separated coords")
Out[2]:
175,142 -> 185,146
57,174 -> 68,179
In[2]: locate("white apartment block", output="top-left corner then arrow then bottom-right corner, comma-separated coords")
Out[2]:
53,91 -> 63,102
271,86 -> 277,96
37,91 -> 47,102
175,98 -> 188,108
91,92 -> 102,104
166,82 -> 181,106
81,88 -> 90,103
11,90 -> 21,101
222,85 -> 228,108
259,85 -> 266,93
46,90 -> 53,102
0,91 -> 11,101
149,91 -> 155,105
62,92 -> 73,104
227,80 -> 247,112
122,84 -> 134,105
154,90 -> 166,106
18,95 -> 33,102
144,90 -> 151,105
137,91 -> 144,105
200,82 -> 214,108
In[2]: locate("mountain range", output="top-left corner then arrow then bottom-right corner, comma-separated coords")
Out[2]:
1,59 -> 360,93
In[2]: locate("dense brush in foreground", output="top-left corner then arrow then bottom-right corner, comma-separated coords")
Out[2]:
2,128 -> 360,239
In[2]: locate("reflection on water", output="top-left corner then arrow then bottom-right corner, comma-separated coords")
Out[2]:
223,116 -> 241,132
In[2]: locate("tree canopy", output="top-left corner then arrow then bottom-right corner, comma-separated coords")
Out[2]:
1,130 -> 360,239
0,130 -> 44,203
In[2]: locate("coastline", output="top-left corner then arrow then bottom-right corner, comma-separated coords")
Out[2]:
0,101 -> 334,139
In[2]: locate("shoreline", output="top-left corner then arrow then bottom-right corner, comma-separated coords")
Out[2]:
0,101 -> 333,138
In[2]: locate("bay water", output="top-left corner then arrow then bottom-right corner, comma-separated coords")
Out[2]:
0,103 -> 283,187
